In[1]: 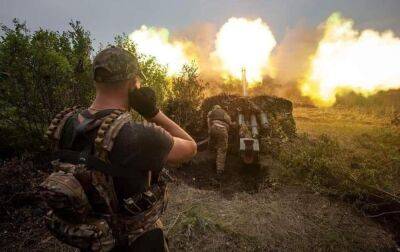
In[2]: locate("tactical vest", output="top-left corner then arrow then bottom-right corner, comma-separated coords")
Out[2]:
40,107 -> 169,251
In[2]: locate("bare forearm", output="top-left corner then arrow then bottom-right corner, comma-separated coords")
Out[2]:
149,111 -> 195,142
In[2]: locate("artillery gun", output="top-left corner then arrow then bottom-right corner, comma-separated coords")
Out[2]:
200,93 -> 296,166
199,68 -> 296,165
165,67 -> 296,166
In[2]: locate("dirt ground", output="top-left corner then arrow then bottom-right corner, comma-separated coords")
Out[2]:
0,106 -> 399,251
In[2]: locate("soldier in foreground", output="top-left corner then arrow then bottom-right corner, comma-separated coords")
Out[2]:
207,105 -> 232,174
41,46 -> 197,251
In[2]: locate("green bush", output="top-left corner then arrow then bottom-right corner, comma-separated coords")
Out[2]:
0,19 -> 93,153
164,64 -> 206,133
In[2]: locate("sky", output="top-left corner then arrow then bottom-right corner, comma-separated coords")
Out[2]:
1,0 -> 400,47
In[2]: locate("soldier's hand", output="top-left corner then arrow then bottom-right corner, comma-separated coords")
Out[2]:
129,87 -> 159,119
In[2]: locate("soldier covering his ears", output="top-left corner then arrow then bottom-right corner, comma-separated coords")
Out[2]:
41,46 -> 197,251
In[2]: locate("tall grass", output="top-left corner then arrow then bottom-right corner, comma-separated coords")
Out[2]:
277,129 -> 400,208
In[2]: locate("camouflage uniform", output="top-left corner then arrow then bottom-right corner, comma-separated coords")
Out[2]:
208,105 -> 231,173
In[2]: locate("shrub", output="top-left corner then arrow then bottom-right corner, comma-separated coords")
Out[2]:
0,19 -> 93,154
164,64 -> 206,133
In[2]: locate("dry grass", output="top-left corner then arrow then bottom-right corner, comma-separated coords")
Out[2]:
162,182 -> 395,251
294,107 -> 394,142
291,107 -> 400,195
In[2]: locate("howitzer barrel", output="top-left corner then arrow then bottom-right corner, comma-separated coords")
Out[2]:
250,114 -> 258,137
259,112 -> 269,129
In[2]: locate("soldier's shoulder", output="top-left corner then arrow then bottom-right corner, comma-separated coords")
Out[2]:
121,120 -> 170,138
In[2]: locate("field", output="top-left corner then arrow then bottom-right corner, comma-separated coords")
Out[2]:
161,106 -> 400,251
1,106 -> 399,251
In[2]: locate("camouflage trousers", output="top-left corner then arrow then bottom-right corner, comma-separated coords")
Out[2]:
209,121 -> 228,173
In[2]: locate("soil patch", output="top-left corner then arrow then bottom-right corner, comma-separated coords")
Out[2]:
173,150 -> 269,197
0,157 -> 74,251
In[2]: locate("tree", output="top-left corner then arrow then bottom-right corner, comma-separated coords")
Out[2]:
0,19 -> 93,154
165,64 -> 206,133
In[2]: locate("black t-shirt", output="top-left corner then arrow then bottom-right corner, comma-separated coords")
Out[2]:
59,110 -> 173,200
111,121 -> 173,199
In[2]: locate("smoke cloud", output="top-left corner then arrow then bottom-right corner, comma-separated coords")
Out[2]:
174,22 -> 222,80
129,14 -> 400,106
270,22 -> 322,84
